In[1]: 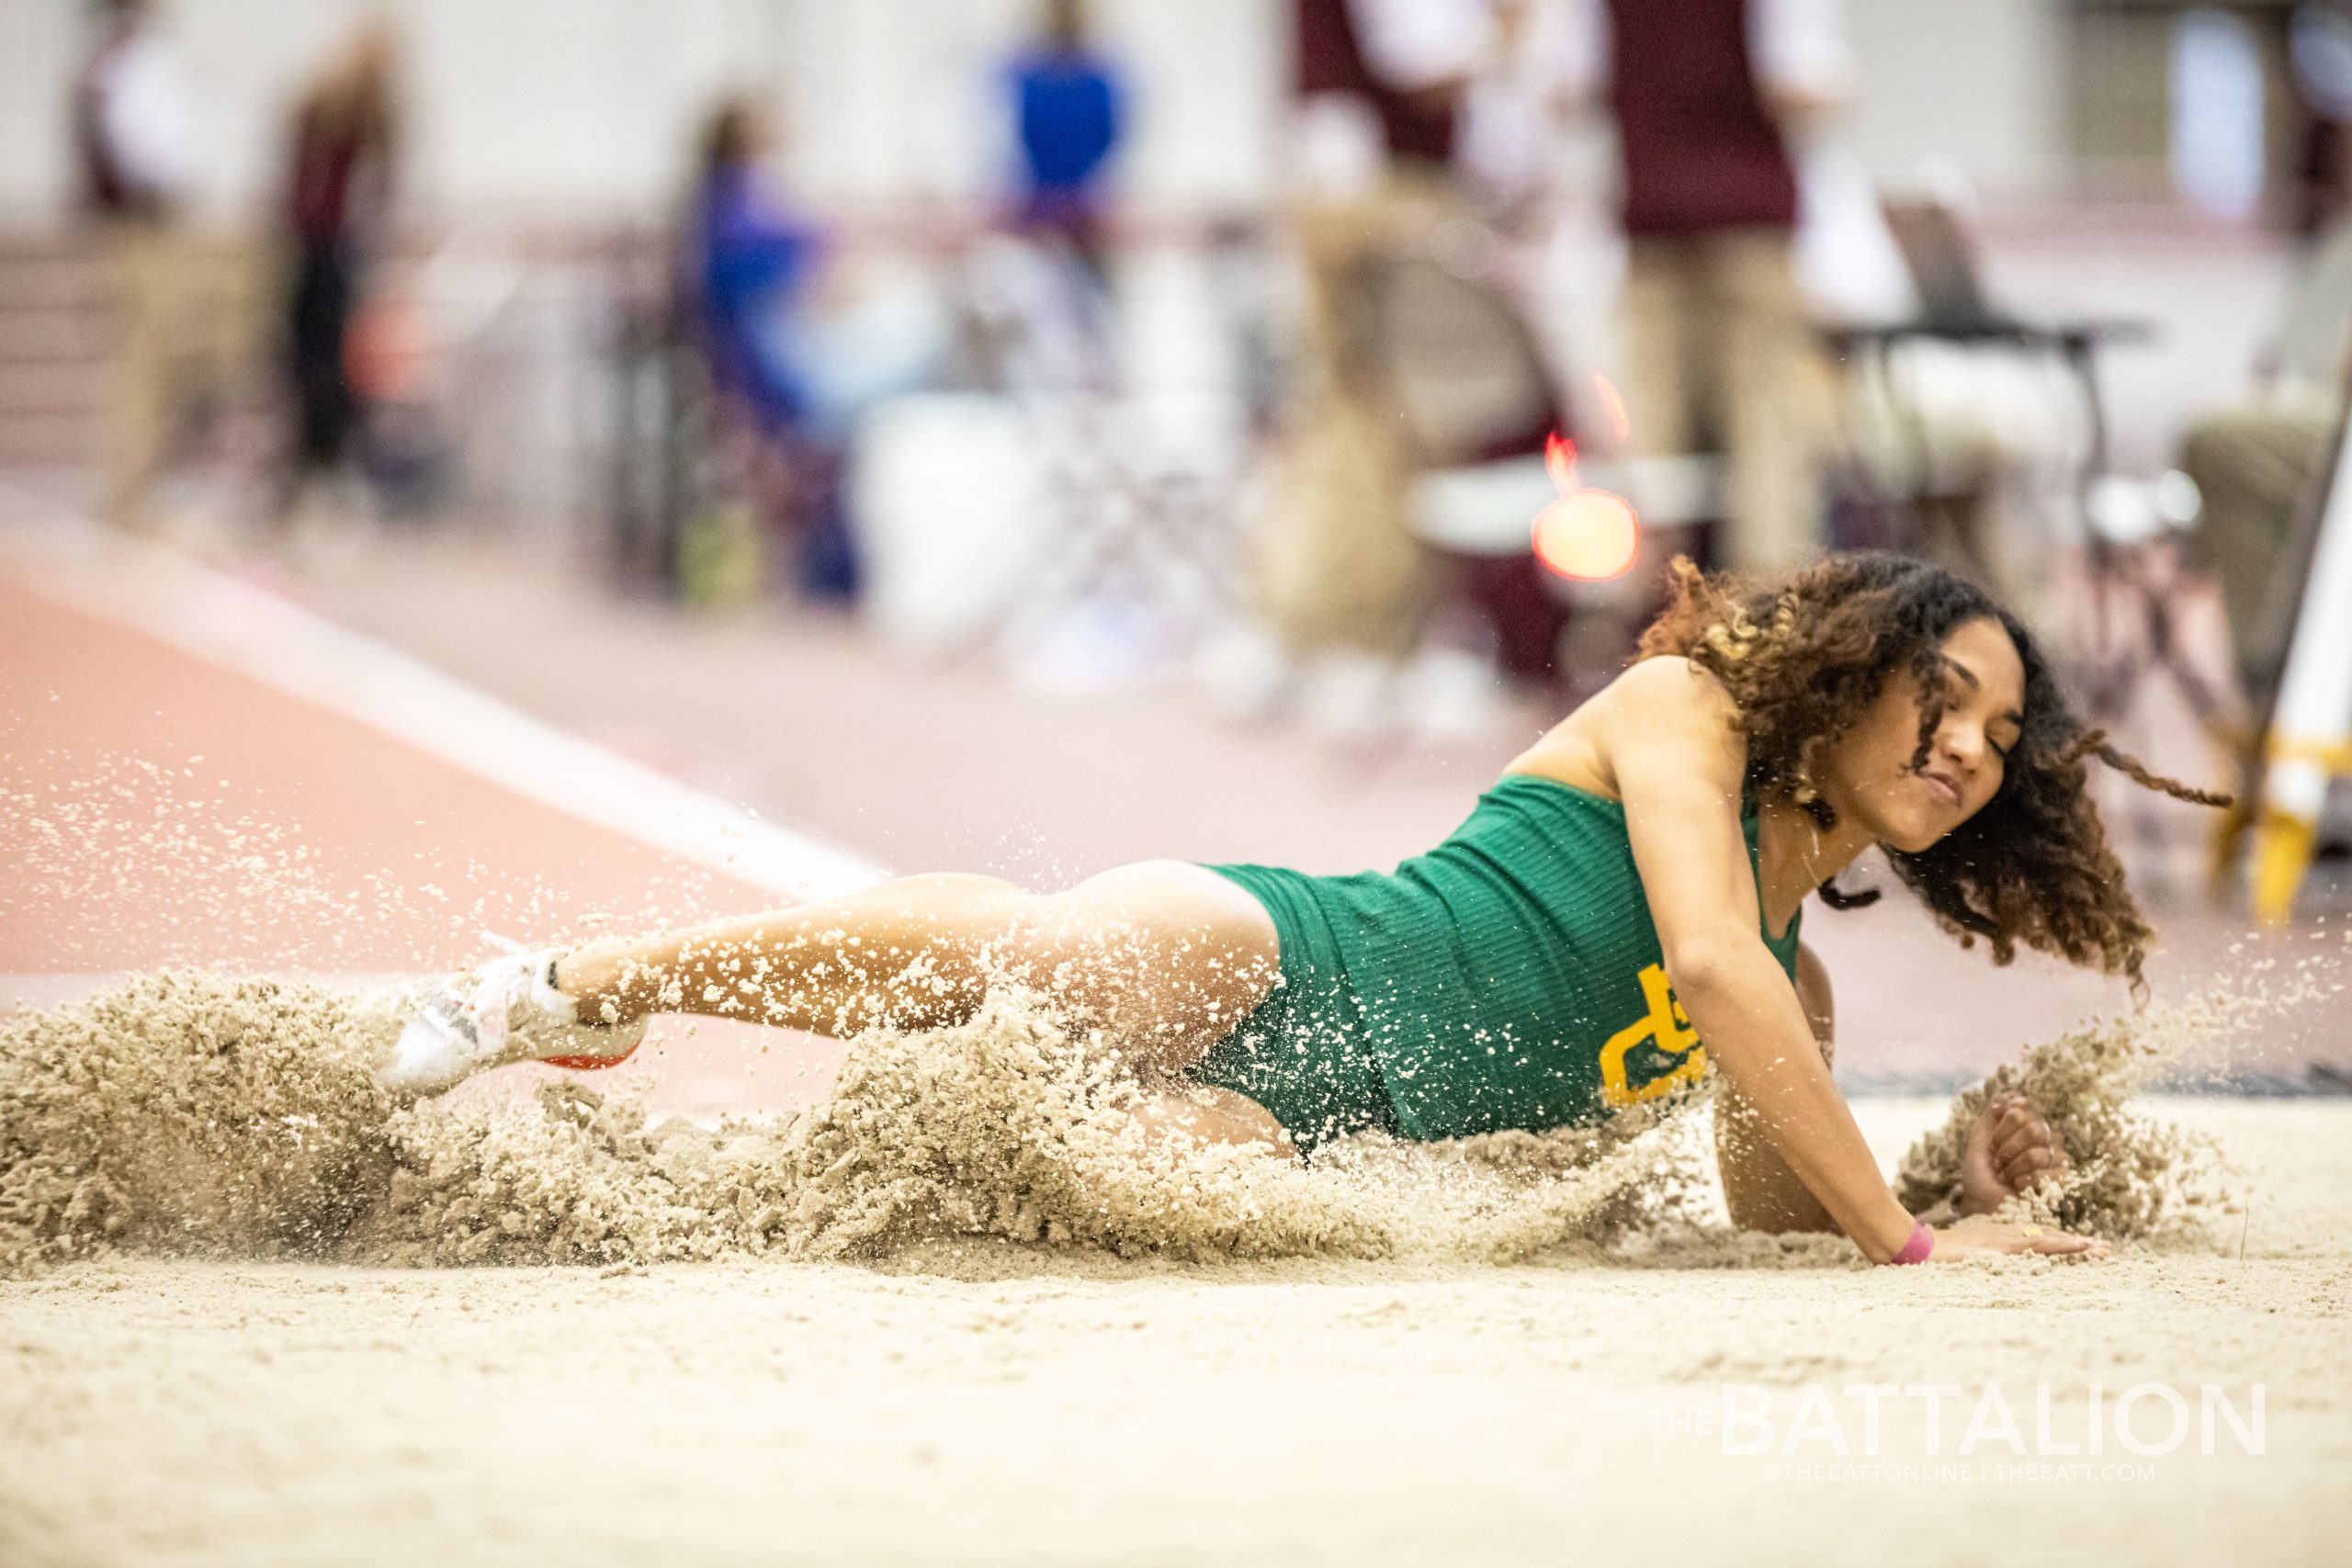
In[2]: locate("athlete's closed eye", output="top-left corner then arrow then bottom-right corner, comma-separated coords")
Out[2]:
1989,711 -> 2023,762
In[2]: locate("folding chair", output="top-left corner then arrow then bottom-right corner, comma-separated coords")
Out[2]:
956,233 -> 1239,658
1840,198 -> 2191,733
1357,226 -> 1584,681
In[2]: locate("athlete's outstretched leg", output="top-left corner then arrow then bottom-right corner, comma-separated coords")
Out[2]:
558,862 -> 1278,1065
557,873 -> 1042,1036
380,861 -> 1282,1098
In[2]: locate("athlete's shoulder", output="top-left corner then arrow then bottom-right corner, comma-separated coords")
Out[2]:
1588,656 -> 1747,787
1511,657 -> 1742,788
1602,655 -> 1738,720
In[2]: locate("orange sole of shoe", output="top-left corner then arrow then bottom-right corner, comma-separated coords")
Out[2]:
539,1039 -> 643,1072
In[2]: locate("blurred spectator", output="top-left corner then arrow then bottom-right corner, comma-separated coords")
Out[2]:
2179,210 -> 2352,694
683,96 -> 855,599
2290,5 -> 2352,240
1560,0 -> 1851,570
1254,0 -> 1483,666
688,99 -> 826,436
1007,0 -> 1126,284
277,23 -> 398,522
73,0 -> 198,528
1454,0 -> 1568,231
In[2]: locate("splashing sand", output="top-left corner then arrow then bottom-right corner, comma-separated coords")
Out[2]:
0,974 -> 394,1271
0,969 -> 2270,1278
0,756 -> 746,973
1894,996 -> 2245,1242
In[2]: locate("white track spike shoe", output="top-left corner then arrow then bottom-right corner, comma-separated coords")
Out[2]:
374,951 -> 645,1100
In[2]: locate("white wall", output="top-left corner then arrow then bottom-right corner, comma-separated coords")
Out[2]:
0,0 -> 1279,229
0,0 -> 83,220
1841,0 -> 2068,197
1,0 -> 2083,231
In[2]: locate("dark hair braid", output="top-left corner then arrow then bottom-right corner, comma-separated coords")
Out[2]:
2062,728 -> 2233,808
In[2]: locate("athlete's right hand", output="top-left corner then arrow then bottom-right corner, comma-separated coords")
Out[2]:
1927,1216 -> 2109,1262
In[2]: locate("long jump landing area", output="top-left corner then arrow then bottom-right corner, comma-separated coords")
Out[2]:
2,521 -> 2348,1568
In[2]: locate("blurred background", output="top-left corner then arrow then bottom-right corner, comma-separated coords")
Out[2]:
2,0 -> 2350,966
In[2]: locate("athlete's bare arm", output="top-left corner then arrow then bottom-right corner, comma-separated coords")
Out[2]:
1578,660 -> 1917,1259
1714,940 -> 1841,1234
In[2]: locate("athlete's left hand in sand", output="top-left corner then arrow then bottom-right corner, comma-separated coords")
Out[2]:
1928,1216 -> 2108,1261
1917,1089 -> 2103,1259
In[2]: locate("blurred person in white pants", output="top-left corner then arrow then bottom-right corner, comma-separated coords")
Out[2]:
72,0 -> 200,529
1555,0 -> 1850,572
1256,0 -> 1487,679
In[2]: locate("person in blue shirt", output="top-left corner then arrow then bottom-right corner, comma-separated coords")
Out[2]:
1008,0 -> 1125,280
686,99 -> 825,437
681,98 -> 858,598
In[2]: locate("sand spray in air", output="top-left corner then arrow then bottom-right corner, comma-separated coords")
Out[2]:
0,755 -> 742,972
1894,985 -> 2278,1242
0,972 -> 1704,1272
1894,947 -> 2345,1241
5,953 -> 2318,1276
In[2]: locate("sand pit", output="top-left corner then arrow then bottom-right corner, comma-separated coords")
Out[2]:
0,1099 -> 2343,1567
1,975 -> 2347,1564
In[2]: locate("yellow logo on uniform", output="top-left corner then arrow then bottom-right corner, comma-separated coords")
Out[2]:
1598,963 -> 1708,1107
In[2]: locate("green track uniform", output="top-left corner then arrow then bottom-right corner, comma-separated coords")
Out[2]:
1190,773 -> 1802,1147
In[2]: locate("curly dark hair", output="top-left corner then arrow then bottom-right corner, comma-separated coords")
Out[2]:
1635,553 -> 2229,992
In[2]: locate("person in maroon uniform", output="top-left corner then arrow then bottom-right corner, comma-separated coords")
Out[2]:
1566,0 -> 1849,571
277,23 -> 398,521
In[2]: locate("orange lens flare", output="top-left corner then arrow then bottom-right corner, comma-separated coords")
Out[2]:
1532,490 -> 1640,581
1532,428 -> 1639,581
1544,430 -> 1579,492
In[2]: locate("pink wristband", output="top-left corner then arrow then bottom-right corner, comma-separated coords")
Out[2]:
1887,1221 -> 1934,1266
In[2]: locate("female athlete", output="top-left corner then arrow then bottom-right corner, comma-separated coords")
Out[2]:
381,554 -> 2224,1266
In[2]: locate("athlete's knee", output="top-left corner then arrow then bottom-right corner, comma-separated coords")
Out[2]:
1055,861 -> 1274,948
862,873 -> 1043,951
883,872 -> 1031,909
